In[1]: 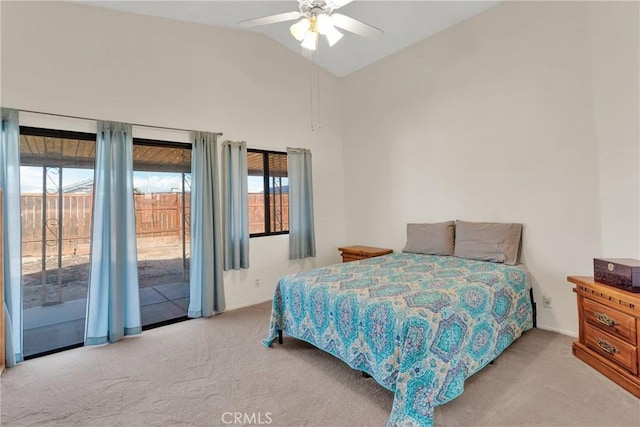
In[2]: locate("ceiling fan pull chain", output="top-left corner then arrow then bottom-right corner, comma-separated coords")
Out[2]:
315,49 -> 321,130
309,61 -> 315,132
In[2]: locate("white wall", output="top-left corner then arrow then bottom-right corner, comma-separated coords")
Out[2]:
342,1 -> 639,336
0,1 -> 346,310
2,1 -> 638,336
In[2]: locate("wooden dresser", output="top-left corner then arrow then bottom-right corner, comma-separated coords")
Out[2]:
568,276 -> 640,397
338,245 -> 392,263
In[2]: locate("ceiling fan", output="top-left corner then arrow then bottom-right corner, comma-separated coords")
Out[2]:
238,0 -> 383,51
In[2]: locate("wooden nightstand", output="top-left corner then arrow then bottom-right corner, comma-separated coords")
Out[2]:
568,276 -> 640,398
338,245 -> 393,263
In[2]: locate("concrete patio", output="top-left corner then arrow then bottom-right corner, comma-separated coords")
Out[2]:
23,281 -> 189,357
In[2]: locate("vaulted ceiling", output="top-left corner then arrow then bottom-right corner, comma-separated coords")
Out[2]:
78,1 -> 498,77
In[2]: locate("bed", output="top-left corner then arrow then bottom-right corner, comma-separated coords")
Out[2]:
263,252 -> 534,426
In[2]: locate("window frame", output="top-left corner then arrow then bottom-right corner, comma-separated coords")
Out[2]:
19,127 -> 194,149
19,126 -> 96,141
133,137 -> 192,150
247,148 -> 289,238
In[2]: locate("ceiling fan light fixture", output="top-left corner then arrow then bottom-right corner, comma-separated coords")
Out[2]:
316,13 -> 333,35
301,30 -> 318,50
325,26 -> 343,47
239,0 -> 384,53
290,18 -> 310,42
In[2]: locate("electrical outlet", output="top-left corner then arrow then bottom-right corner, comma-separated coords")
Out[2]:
543,294 -> 552,308
255,279 -> 260,288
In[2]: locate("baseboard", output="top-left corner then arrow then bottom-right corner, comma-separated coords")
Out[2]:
536,324 -> 577,338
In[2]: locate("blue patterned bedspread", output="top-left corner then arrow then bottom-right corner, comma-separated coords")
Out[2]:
264,253 -> 533,426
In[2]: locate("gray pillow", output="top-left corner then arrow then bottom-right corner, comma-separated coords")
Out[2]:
402,221 -> 455,256
454,220 -> 522,265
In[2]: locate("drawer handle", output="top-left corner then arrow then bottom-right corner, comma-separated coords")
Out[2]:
593,312 -> 616,327
596,338 -> 618,355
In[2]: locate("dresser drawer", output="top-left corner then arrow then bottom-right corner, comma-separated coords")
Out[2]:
584,324 -> 638,375
583,298 -> 637,344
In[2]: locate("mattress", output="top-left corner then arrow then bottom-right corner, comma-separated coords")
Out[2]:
264,253 -> 533,426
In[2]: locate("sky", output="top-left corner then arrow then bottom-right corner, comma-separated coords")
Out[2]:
20,167 -> 190,194
20,166 -> 267,194
248,175 -> 264,193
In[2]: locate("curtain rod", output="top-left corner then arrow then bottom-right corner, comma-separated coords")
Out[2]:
12,107 -> 223,136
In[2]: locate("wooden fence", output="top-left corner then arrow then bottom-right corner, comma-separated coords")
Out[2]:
248,193 -> 289,234
22,193 -> 94,257
21,192 -> 287,257
21,193 -> 191,257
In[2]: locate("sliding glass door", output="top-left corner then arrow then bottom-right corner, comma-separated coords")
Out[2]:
132,142 -> 192,327
19,129 -> 193,356
20,128 -> 96,357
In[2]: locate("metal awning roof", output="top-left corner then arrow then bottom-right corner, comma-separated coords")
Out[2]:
20,135 -> 191,172
247,151 -> 287,177
20,134 -> 287,176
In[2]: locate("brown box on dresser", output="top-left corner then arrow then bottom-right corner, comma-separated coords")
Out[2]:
568,276 -> 640,398
594,258 -> 640,292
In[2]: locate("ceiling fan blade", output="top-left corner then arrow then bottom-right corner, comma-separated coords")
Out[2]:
327,0 -> 355,9
238,11 -> 302,28
331,13 -> 383,39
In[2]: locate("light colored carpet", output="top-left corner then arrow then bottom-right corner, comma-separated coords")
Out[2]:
1,301 -> 639,427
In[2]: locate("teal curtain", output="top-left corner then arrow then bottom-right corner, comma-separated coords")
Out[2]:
287,148 -> 316,260
0,108 -> 23,365
222,140 -> 249,270
189,132 -> 225,317
85,121 -> 141,345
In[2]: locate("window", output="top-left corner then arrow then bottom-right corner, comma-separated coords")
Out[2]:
247,150 -> 288,237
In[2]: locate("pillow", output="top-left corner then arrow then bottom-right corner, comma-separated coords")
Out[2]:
402,221 -> 455,256
453,220 -> 522,265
